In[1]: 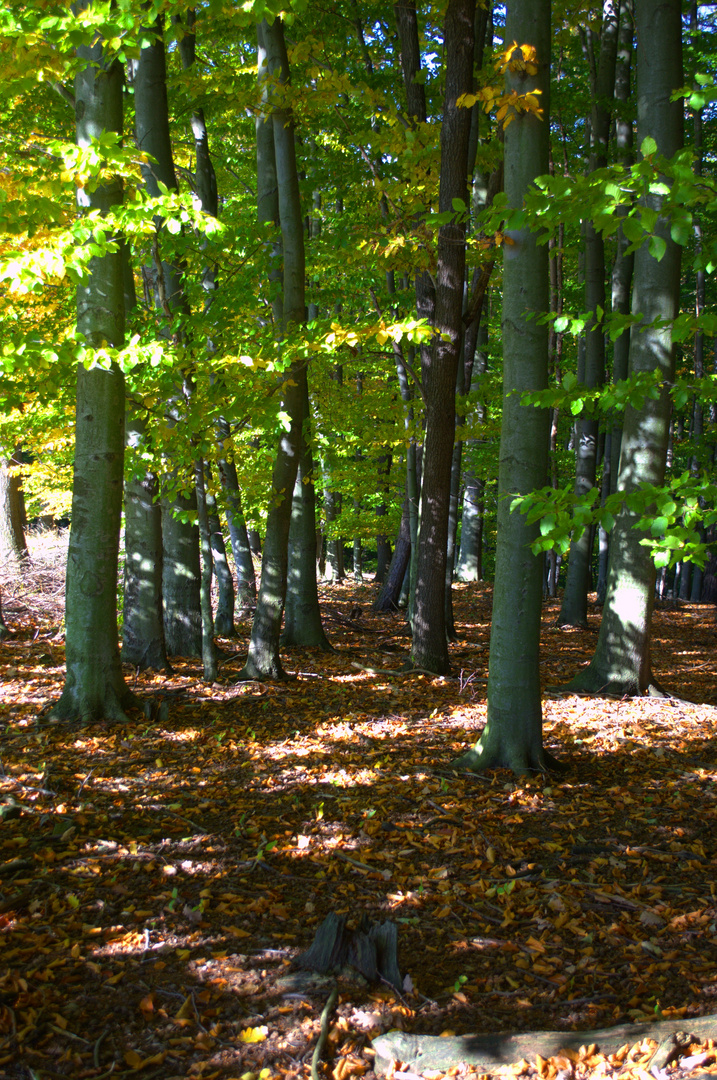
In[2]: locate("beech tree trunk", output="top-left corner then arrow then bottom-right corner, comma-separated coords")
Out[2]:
51,11 -> 137,723
411,0 -> 475,674
559,0 -> 619,628
453,0 -> 554,774
133,16 -> 203,660
566,0 -> 683,696
241,16 -> 307,679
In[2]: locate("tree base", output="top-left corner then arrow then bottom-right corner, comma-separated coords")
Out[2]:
48,683 -> 142,726
451,744 -> 565,778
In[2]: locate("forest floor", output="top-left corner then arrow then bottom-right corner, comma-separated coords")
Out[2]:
0,529 -> 716,1080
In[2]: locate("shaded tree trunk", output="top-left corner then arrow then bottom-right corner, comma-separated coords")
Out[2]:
133,16 -> 203,659
241,16 -> 307,679
559,0 -> 619,628
453,0 -> 554,774
411,0 -> 475,674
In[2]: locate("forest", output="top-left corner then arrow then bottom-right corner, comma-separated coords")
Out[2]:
1,0 -> 717,1078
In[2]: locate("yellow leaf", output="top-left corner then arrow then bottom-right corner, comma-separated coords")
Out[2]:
70,943 -> 81,959
239,1025 -> 269,1044
124,1049 -> 143,1068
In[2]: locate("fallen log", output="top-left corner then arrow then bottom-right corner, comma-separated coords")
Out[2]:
372,1013 -> 717,1075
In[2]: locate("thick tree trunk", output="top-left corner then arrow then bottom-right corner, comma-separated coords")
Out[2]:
122,245 -> 169,673
51,18 -> 137,723
453,0 -> 553,774
411,0 -> 475,674
122,461 -> 169,671
162,490 -> 203,656
566,0 -> 683,696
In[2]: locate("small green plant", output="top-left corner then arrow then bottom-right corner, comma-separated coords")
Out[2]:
453,974 -> 468,992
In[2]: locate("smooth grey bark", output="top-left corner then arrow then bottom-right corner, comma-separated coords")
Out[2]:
456,321 -> 488,582
241,16 -> 306,679
411,0 -> 475,674
51,15 -> 137,723
205,471 -> 235,635
122,462 -> 169,671
453,0 -> 554,774
609,0 -> 635,491
0,592 -> 8,639
566,0 -> 683,696
161,491 -> 202,655
195,460 -> 218,680
282,378 -> 332,649
559,0 -> 619,628
175,10 -> 235,637
216,420 -> 256,606
121,243 -> 169,673
394,0 -> 434,624
133,16 -> 203,659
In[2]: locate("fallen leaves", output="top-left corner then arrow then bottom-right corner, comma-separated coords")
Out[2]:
0,574 -> 716,1080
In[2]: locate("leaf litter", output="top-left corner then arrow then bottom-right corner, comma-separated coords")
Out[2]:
0,553 -> 716,1080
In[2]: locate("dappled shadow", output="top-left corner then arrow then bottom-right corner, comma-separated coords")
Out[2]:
0,585 -> 716,1077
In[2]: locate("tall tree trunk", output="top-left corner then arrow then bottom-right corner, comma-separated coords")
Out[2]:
122,245 -> 169,673
51,10 -> 137,723
411,0 -> 475,674
282,378 -> 333,649
133,16 -> 203,659
559,0 -> 619,628
241,16 -> 307,679
453,0 -> 554,774
566,0 -> 683,696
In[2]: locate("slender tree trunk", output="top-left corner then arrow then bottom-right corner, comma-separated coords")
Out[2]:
282,378 -> 333,649
566,0 -> 683,696
51,12 -> 137,723
195,460 -> 218,680
0,453 -> 28,567
133,16 -> 203,659
241,16 -> 307,679
411,0 -> 475,674
559,0 -> 619,628
453,0 -> 554,774
205,470 -> 235,635
375,493 -> 411,612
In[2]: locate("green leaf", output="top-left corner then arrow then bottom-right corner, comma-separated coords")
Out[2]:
648,234 -> 667,262
640,135 -> 658,156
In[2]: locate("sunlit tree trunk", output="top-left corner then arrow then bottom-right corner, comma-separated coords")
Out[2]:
51,10 -> 137,723
411,0 -> 475,674
566,0 -> 682,696
454,0 -> 554,773
0,453 -> 28,567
